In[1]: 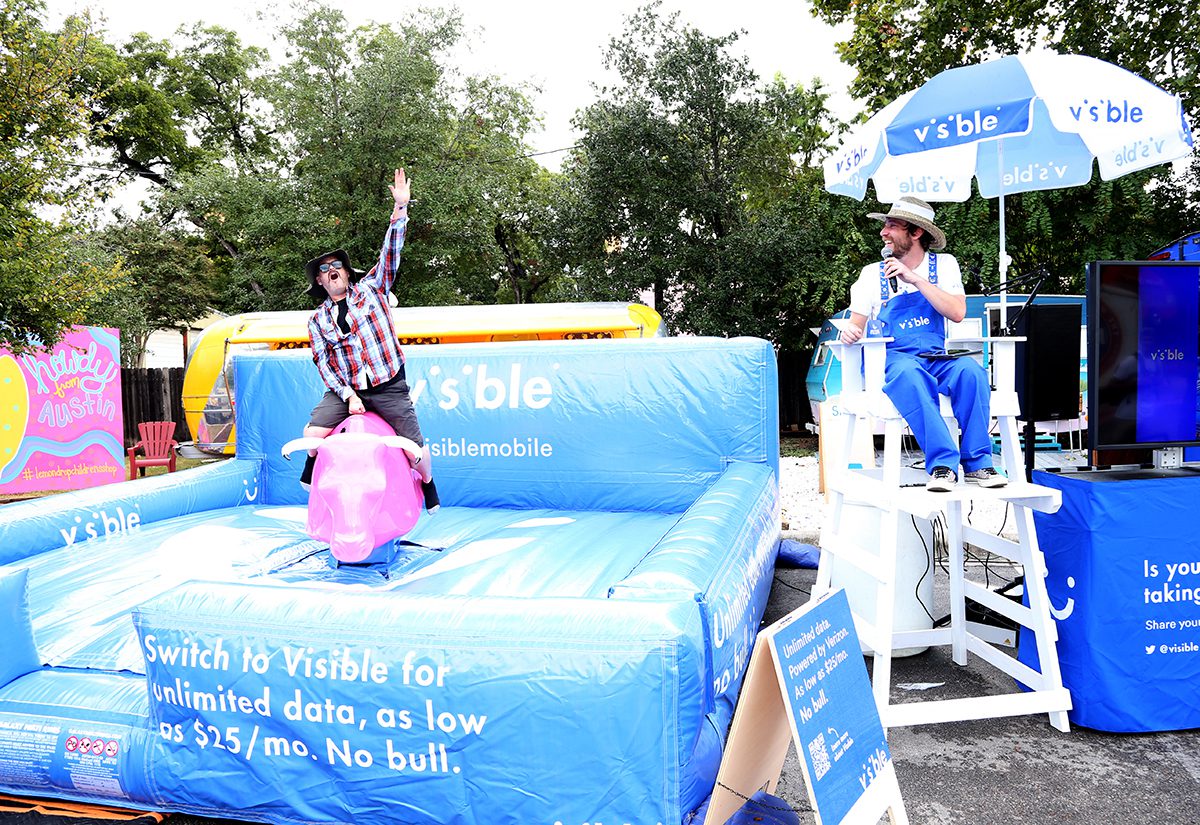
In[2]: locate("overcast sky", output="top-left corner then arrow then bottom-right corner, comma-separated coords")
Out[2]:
46,0 -> 857,170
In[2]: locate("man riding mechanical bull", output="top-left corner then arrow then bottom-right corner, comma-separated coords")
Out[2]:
297,167 -> 440,515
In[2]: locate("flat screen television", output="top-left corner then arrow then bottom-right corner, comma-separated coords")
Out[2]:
1087,260 -> 1200,452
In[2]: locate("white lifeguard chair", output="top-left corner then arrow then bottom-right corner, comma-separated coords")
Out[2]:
813,335 -> 1072,731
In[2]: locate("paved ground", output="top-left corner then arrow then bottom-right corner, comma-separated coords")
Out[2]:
765,565 -> 1200,825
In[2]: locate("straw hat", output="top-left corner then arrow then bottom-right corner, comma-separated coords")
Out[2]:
868,196 -> 947,251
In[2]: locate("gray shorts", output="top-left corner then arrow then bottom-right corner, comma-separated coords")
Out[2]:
308,376 -> 425,446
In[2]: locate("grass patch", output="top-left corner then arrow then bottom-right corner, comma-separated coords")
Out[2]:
781,434 -> 817,458
139,456 -> 218,476
1,456 -> 227,503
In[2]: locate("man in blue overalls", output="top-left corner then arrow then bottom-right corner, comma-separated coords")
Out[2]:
839,196 -> 1007,492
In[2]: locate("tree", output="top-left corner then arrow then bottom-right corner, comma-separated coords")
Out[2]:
77,22 -> 275,190
73,19 -> 277,278
53,3 -> 567,317
160,166 -> 319,312
562,3 -> 777,332
810,0 -> 1197,120
0,0 -> 123,354
490,165 -> 570,304
809,0 -> 1041,113
558,2 -> 863,348
1044,0 -> 1200,250
144,3 -> 557,313
88,218 -> 219,366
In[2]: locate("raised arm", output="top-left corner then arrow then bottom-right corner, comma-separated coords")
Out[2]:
363,168 -> 411,292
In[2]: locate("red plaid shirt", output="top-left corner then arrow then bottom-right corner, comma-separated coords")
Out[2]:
308,215 -> 408,399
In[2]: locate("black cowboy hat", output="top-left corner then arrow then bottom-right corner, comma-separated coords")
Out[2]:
304,249 -> 363,299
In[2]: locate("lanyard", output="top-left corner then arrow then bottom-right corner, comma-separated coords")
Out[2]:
879,252 -> 938,301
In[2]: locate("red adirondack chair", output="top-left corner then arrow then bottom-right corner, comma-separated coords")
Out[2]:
127,420 -> 178,480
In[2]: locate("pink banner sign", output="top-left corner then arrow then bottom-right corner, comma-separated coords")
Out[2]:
0,327 -> 125,495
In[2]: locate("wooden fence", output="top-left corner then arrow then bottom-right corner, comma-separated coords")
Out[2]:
778,349 -> 815,432
120,368 -> 190,448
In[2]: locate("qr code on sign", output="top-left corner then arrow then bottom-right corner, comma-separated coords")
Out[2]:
808,732 -> 832,780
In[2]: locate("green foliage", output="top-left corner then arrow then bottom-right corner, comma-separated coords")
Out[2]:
559,2 -> 866,349
0,0 -> 123,354
76,32 -> 201,188
810,0 -> 1043,113
1047,0 -> 1199,124
77,22 -> 275,189
1044,0 -> 1200,251
0,222 -> 126,356
153,3 -> 556,311
162,167 -> 320,311
171,25 -> 276,170
86,218 -> 220,366
562,5 -> 767,326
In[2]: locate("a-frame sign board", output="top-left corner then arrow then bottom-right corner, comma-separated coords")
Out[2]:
705,589 -> 908,825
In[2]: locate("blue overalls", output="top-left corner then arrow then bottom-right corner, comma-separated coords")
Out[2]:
875,254 -> 993,474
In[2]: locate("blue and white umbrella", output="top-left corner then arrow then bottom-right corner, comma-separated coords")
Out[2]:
823,52 -> 1195,314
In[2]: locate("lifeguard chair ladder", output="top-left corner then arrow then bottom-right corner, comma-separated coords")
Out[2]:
813,335 -> 1072,731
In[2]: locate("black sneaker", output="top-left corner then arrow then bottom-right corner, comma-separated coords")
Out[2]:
965,467 -> 1008,488
300,454 -> 316,491
926,466 -> 957,492
421,479 -> 441,514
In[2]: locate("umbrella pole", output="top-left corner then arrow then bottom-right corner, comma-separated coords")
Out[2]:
998,140 -> 1009,331
996,140 -> 1033,479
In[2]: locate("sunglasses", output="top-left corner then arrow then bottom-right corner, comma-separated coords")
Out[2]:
318,261 -> 345,274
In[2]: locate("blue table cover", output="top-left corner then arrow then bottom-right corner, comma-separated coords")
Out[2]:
1023,470 -> 1200,732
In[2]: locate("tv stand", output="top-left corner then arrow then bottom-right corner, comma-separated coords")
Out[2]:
1153,446 -> 1184,469
1070,465 -> 1200,481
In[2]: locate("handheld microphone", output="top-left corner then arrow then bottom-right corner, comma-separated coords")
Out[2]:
881,246 -> 897,293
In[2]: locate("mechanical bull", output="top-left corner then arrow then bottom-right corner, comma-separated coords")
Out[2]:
281,412 -> 427,562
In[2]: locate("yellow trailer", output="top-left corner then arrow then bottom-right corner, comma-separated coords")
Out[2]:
182,302 -> 664,454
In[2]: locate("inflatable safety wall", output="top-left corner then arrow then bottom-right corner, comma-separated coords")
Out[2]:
246,337 -> 780,512
0,337 -> 780,825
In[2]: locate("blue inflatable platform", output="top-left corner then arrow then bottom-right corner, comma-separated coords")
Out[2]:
0,337 -> 781,824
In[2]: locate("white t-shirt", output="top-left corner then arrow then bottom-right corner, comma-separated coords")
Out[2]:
847,251 -> 964,319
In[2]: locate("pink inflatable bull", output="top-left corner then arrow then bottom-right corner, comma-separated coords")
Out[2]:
281,413 -> 425,563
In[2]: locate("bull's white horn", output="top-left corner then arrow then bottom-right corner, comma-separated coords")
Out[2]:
381,435 -> 423,463
280,437 -> 324,459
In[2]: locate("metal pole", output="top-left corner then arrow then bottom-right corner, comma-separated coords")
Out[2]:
998,139 -> 1009,332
